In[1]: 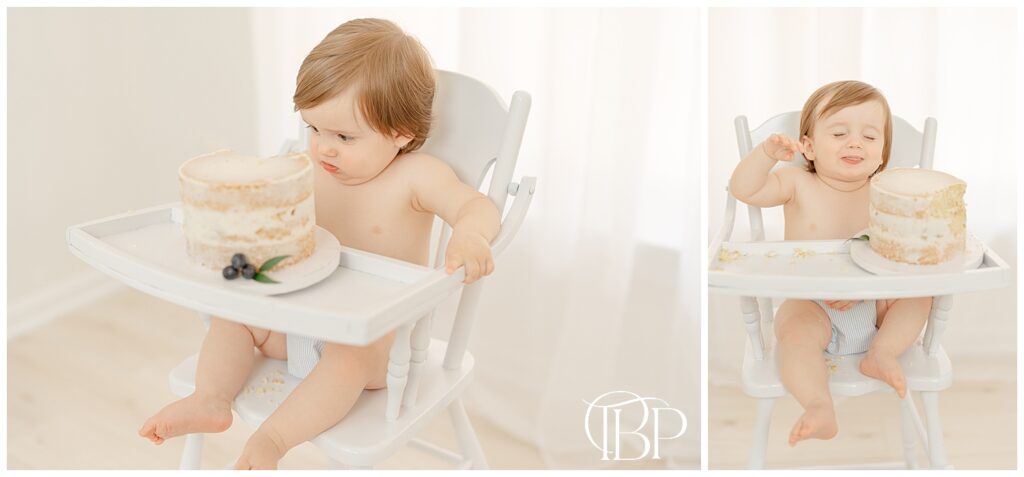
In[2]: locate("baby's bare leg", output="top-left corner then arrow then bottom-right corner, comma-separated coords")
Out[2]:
234,331 -> 395,470
138,317 -> 285,444
775,299 -> 838,446
860,297 -> 932,398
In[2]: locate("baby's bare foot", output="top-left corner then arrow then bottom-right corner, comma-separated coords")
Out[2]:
788,402 -> 838,446
235,429 -> 287,470
860,350 -> 907,398
138,393 -> 232,445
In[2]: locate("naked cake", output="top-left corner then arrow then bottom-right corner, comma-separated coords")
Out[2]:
179,150 -> 316,270
868,168 -> 966,265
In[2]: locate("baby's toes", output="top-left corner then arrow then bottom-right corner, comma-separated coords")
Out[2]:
138,420 -> 161,444
889,370 -> 907,398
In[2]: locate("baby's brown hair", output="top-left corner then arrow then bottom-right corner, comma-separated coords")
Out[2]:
294,18 -> 435,153
799,80 -> 892,175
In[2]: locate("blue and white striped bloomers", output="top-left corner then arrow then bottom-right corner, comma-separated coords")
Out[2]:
200,315 -> 324,379
285,333 -> 325,379
813,299 -> 878,356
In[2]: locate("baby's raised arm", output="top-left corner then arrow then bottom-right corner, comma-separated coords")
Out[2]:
728,134 -> 803,207
408,154 -> 500,284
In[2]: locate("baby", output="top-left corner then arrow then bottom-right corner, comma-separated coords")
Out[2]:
138,19 -> 500,469
729,81 -> 932,446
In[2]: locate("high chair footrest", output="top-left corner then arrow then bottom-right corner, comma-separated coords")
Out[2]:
741,341 -> 951,399
169,338 -> 474,466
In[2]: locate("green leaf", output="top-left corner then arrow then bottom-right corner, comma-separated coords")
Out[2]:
259,255 -> 291,273
252,272 -> 279,284
843,234 -> 870,245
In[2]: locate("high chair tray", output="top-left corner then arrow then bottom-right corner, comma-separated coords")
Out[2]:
709,239 -> 1011,299
66,203 -> 468,346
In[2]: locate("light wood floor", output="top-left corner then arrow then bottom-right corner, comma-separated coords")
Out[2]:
7,287 -> 550,470
709,360 -> 1017,469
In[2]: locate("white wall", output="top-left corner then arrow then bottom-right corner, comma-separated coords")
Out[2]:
7,8 -> 260,332
708,7 -> 1017,383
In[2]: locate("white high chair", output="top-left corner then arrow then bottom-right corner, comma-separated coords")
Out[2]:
709,112 -> 1008,470
66,70 -> 534,470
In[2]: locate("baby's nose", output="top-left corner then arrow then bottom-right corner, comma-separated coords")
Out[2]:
317,142 -> 337,157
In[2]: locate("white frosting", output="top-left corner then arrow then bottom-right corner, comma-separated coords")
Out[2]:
872,167 -> 964,197
179,149 -> 309,185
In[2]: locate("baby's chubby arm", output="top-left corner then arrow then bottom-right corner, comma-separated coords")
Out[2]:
408,153 -> 500,284
728,134 -> 803,207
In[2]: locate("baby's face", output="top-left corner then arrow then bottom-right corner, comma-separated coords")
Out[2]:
300,88 -> 412,185
802,99 -> 886,182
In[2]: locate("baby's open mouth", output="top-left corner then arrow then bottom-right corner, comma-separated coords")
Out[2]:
840,155 -> 864,165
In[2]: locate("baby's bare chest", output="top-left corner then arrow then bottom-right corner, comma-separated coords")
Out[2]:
785,185 -> 870,240
314,172 -> 433,263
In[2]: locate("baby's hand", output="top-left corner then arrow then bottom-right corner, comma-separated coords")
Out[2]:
444,230 -> 495,284
824,300 -> 861,311
761,134 -> 805,162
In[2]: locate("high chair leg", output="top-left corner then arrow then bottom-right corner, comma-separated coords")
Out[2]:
899,395 -> 920,469
748,398 -> 775,469
740,297 -> 765,360
450,397 -> 488,469
403,314 -> 432,408
385,322 -> 415,421
920,391 -> 952,469
179,433 -> 204,470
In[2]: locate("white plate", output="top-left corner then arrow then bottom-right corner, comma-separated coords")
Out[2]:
849,229 -> 984,276
218,227 -> 341,295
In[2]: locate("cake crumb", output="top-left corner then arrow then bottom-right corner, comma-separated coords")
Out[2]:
793,248 -> 816,259
825,357 -> 840,375
764,251 -> 778,258
717,248 -> 746,263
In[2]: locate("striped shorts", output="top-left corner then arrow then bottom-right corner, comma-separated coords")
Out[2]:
813,299 -> 878,356
285,333 -> 325,379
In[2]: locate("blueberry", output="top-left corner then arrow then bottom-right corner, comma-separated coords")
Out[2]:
222,265 -> 240,280
241,264 -> 257,279
231,253 -> 248,269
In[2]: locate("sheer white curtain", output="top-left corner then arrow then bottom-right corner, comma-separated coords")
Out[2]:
708,8 -> 1017,384
250,7 -> 700,468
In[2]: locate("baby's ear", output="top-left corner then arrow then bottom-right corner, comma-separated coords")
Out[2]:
800,135 -> 814,161
394,133 -> 414,150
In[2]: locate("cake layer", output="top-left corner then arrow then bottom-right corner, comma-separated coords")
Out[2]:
870,168 -> 966,218
181,195 -> 315,245
186,230 -> 316,271
180,150 -> 314,209
868,235 -> 960,265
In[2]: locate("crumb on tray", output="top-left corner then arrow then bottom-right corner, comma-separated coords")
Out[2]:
717,248 -> 746,263
793,248 -> 816,259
